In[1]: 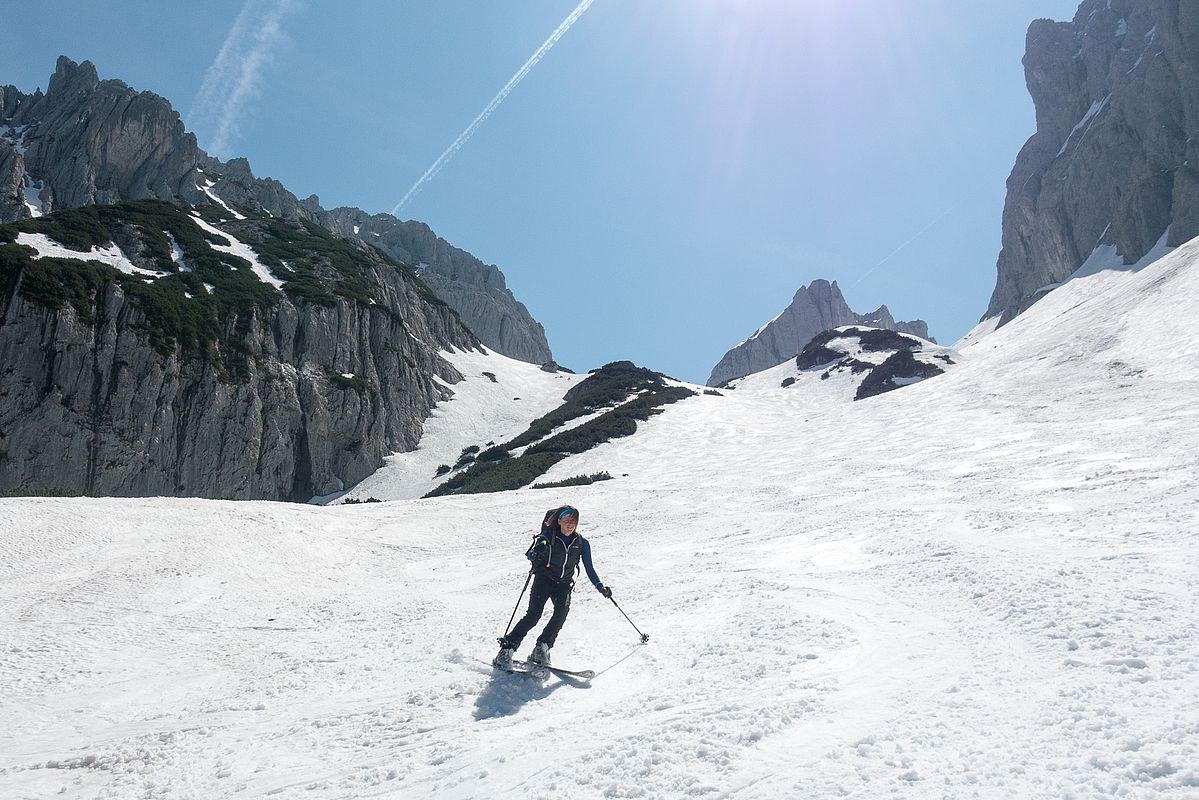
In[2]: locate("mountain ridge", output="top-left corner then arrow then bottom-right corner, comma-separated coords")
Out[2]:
0,56 -> 552,364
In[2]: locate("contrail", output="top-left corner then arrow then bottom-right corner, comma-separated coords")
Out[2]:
189,0 -> 299,158
850,204 -> 957,287
392,0 -> 597,216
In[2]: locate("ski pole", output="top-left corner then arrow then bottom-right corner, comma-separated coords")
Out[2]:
609,596 -> 650,643
502,569 -> 534,639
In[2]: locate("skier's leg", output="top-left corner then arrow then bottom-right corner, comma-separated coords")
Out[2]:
505,576 -> 550,648
536,582 -> 573,648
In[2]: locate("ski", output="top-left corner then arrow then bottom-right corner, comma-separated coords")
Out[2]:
510,659 -> 595,681
479,658 -> 539,678
502,663 -> 545,679
479,658 -> 594,681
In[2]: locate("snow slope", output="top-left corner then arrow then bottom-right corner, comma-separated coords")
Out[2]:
2,240 -> 1198,799
338,348 -> 587,502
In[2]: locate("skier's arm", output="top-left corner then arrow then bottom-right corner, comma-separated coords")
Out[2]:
580,537 -> 603,590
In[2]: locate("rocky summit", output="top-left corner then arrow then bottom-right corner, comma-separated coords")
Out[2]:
0,56 -> 551,364
707,278 -> 930,387
986,0 -> 1199,324
0,57 -> 206,216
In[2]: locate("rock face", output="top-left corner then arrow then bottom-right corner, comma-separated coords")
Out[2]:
0,56 -> 552,364
0,201 -> 478,501
322,208 -> 552,364
987,0 -> 1199,324
0,57 -> 208,217
707,279 -> 931,386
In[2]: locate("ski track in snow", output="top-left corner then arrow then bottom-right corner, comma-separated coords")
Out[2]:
2,243 -> 1199,798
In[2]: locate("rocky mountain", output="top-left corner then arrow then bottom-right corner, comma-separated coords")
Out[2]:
986,0 -> 1199,324
321,208 -> 551,364
0,56 -> 551,364
0,199 -> 479,500
707,279 -> 931,386
0,58 -> 207,217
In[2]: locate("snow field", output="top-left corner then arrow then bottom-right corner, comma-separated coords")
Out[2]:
14,232 -> 166,278
339,347 -> 587,502
1,240 -> 1197,798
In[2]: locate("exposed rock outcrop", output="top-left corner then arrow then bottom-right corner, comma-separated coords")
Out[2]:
0,57 -> 552,364
322,208 -> 552,364
723,325 -> 957,401
707,279 -> 931,386
0,138 -> 29,220
987,0 -> 1199,324
795,327 -> 953,401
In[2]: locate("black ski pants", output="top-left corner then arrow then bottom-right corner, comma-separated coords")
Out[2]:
506,573 -> 572,648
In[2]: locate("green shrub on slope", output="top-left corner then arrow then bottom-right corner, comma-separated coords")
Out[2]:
425,362 -> 694,497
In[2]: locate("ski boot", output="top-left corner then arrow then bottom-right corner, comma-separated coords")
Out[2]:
529,641 -> 551,667
493,638 -> 516,669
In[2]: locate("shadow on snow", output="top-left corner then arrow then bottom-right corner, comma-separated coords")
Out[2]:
469,642 -> 646,720
472,667 -> 584,720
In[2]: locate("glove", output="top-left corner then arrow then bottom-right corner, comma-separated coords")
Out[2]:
598,584 -> 613,599
526,537 -> 548,563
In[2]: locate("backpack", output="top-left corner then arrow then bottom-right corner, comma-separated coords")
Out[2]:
526,507 -> 582,584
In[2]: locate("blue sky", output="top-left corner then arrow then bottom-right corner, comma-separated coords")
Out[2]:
1,0 -> 1082,383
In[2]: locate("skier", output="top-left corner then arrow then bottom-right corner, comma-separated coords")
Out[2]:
494,505 -> 612,669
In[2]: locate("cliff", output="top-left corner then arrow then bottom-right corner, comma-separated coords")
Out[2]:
987,0 -> 1199,323
0,200 -> 478,500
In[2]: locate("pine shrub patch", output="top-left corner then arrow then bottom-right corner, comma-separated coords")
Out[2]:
857,328 -> 919,352
795,329 -> 852,370
854,349 -> 944,401
506,361 -> 665,451
0,487 -> 86,498
327,372 -> 368,393
532,472 -> 613,489
426,451 -> 566,497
